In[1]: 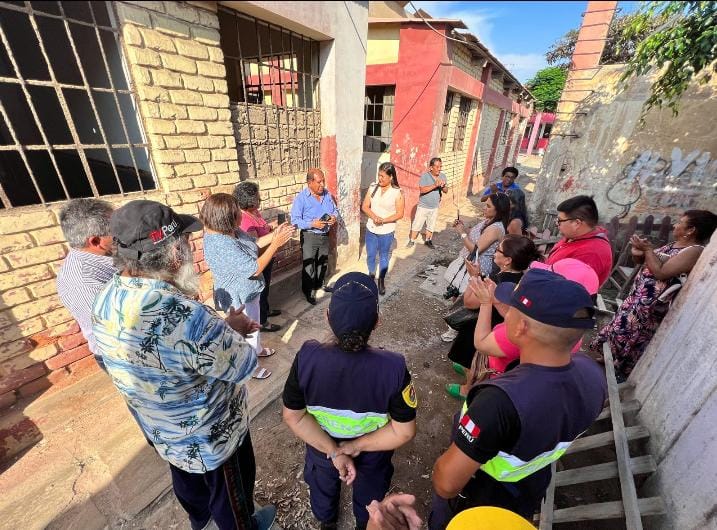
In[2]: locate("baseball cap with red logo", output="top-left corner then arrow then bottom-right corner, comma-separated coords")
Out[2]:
111,200 -> 203,259
494,268 -> 595,329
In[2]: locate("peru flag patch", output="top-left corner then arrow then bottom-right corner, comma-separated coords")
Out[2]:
519,296 -> 532,308
459,414 -> 480,438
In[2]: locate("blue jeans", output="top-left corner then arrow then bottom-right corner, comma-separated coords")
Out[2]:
366,230 -> 394,279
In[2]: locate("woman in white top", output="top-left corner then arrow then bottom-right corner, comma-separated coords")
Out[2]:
362,162 -> 405,295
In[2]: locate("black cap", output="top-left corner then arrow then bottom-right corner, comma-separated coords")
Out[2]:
494,268 -> 596,329
328,272 -> 379,337
111,200 -> 202,259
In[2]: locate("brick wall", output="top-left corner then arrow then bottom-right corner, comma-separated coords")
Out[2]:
489,72 -> 504,93
448,41 -> 481,80
473,103 -> 501,182
439,95 -> 478,195
0,1 -> 304,408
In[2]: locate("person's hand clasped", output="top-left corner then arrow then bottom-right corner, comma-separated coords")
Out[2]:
331,453 -> 356,485
311,218 -> 327,230
453,219 -> 465,234
630,234 -> 652,252
468,276 -> 496,305
366,493 -> 423,530
225,305 -> 261,337
272,223 -> 294,247
325,215 -> 337,227
338,439 -> 361,458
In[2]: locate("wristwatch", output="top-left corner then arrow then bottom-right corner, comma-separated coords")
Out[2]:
461,233 -> 468,239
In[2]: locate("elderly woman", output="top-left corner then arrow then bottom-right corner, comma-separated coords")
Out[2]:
202,193 -> 294,379
234,181 -> 283,333
590,209 -> 717,381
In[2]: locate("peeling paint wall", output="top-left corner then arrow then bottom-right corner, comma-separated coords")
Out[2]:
533,65 -> 717,222
630,235 -> 717,530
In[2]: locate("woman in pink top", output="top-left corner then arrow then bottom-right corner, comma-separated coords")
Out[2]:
471,258 -> 599,380
234,181 -> 283,332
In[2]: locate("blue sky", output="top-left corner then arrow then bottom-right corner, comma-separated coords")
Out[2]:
410,1 -> 639,82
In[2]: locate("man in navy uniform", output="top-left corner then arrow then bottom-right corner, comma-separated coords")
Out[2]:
430,269 -> 607,528
282,272 -> 417,529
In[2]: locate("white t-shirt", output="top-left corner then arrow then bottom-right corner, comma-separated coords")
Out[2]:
366,184 -> 402,235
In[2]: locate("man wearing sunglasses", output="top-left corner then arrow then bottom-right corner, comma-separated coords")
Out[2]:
546,195 -> 613,286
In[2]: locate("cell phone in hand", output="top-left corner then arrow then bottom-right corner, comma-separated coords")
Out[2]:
277,212 -> 286,224
320,213 -> 331,222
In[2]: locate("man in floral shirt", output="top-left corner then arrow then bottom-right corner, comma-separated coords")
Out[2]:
93,200 -> 275,530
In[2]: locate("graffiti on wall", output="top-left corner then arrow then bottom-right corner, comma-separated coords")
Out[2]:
608,148 -> 717,212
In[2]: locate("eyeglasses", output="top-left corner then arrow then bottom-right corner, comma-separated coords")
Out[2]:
555,217 -> 580,225
495,247 -> 504,255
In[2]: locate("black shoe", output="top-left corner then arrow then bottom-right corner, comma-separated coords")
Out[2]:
378,277 -> 386,295
260,322 -> 282,332
425,239 -> 435,249
268,309 -> 282,317
322,284 -> 334,293
320,522 -> 338,530
306,293 -> 317,305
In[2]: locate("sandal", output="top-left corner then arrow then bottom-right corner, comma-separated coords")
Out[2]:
252,367 -> 272,379
452,363 -> 467,376
268,309 -> 282,317
257,348 -> 276,358
445,383 -> 466,400
260,323 -> 282,333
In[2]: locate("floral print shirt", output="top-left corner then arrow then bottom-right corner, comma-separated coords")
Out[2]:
92,274 -> 257,473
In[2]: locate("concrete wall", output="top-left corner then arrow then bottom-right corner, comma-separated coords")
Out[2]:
532,65 -> 717,223
0,0 -> 367,423
630,234 -> 717,529
367,25 -> 400,65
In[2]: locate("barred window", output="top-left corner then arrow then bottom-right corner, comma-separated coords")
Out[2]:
452,97 -> 472,151
439,92 -> 454,152
501,114 -> 513,143
218,7 -> 321,179
363,85 -> 394,153
0,1 -> 154,209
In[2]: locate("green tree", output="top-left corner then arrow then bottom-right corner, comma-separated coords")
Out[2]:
621,1 -> 717,117
526,66 -> 567,112
546,11 -> 665,68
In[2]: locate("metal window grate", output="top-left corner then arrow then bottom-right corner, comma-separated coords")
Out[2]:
363,85 -> 394,153
439,92 -> 454,152
218,6 -> 321,179
453,96 -> 472,152
0,1 -> 155,209
501,114 -> 513,143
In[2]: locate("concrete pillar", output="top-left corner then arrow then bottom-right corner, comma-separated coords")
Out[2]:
525,111 -> 542,155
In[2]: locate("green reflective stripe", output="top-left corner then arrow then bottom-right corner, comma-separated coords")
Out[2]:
480,442 -> 573,482
307,406 -> 389,439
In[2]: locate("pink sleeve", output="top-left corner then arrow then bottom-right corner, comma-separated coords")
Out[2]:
492,323 -> 520,363
239,216 -> 259,234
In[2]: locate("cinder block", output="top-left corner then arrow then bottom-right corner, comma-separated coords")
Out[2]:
152,69 -> 183,88
0,233 -> 34,254
165,1 -> 200,23
164,135 -> 198,149
161,53 -> 197,74
145,118 -> 177,135
43,306 -> 73,327
0,210 -> 56,235
58,332 -> 87,352
164,177 -> 194,191
175,39 -> 209,60
182,74 -> 215,92
158,103 -> 189,120
202,93 -> 230,109
142,28 -> 176,52
6,244 -> 66,269
0,390 -> 16,411
173,162 -> 205,177
192,174 -> 219,188
151,13 -> 190,37
187,106 -> 218,121
175,120 -> 206,134
0,288 -> 31,309
128,47 -> 161,67
190,26 -> 219,45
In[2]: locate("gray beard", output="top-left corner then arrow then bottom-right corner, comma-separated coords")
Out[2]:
174,261 -> 200,297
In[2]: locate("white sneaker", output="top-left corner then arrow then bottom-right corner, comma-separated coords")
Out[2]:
441,328 -> 459,342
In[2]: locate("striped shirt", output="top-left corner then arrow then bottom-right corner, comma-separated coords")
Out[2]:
56,249 -> 116,364
92,274 -> 258,472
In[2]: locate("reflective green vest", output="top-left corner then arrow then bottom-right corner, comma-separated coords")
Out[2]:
308,405 -> 389,439
459,401 -> 577,483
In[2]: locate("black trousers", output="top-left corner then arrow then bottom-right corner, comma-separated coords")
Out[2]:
259,258 -> 274,325
169,431 -> 257,530
300,231 -> 330,298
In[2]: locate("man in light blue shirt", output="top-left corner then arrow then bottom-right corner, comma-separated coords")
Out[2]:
290,168 -> 339,304
408,157 -> 447,249
480,166 -> 521,202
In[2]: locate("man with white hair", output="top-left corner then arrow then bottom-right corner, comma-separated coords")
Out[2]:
56,198 -> 116,369
92,200 -> 276,530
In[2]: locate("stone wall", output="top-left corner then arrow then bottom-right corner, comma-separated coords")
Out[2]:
448,41 -> 480,80
473,103 -> 501,184
533,65 -> 717,223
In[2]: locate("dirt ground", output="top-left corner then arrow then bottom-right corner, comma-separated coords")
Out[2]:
251,256 -> 462,530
